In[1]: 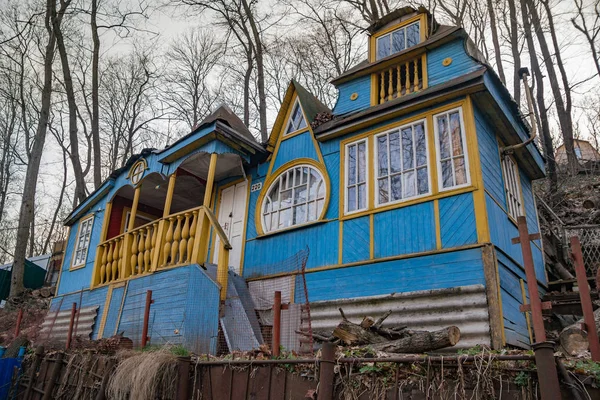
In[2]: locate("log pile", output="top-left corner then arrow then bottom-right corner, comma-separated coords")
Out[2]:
301,308 -> 461,353
559,307 -> 600,356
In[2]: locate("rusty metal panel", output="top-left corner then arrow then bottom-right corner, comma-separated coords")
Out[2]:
39,305 -> 99,342
307,284 -> 491,350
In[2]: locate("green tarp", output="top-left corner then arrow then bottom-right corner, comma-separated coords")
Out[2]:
0,260 -> 46,301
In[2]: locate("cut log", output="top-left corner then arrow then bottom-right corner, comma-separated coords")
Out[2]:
367,326 -> 461,353
333,319 -> 388,345
559,307 -> 600,356
39,287 -> 52,298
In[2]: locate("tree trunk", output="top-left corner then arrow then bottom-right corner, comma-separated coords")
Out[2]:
520,0 -> 557,190
240,0 -> 267,142
91,0 -> 102,189
368,327 -> 461,353
52,0 -> 87,205
559,307 -> 600,356
508,0 -> 522,105
10,0 -> 58,298
487,0 -> 506,84
524,0 -> 578,176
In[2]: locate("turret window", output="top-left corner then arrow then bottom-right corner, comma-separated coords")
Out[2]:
376,22 -> 421,60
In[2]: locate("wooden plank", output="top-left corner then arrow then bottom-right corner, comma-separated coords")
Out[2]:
230,368 -> 250,400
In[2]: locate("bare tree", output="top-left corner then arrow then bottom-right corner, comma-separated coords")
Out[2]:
164,29 -> 223,132
572,0 -> 600,78
487,0 -> 506,83
10,0 -> 63,297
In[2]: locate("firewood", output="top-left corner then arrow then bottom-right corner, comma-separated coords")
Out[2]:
373,310 -> 392,329
559,307 -> 600,356
333,319 -> 388,345
366,326 -> 461,353
360,317 -> 375,328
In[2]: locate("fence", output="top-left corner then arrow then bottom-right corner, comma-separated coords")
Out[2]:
9,344 -> 591,400
565,225 -> 600,276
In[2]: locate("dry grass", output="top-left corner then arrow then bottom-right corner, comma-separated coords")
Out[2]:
107,348 -> 179,400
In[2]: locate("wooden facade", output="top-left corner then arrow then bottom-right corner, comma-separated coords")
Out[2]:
52,8 -> 546,352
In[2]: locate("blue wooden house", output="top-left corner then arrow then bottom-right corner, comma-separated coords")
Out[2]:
51,7 -> 546,353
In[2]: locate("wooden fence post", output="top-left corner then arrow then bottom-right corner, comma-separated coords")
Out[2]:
317,342 -> 335,400
176,356 -> 191,400
41,352 -> 64,400
141,290 -> 153,348
23,346 -> 44,400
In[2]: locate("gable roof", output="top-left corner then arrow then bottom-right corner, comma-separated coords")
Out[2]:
198,104 -> 255,141
266,80 -> 331,150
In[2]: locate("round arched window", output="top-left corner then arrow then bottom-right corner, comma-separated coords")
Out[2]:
262,164 -> 326,233
129,160 -> 146,185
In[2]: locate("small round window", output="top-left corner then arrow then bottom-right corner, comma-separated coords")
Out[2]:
129,160 -> 146,185
262,165 -> 326,233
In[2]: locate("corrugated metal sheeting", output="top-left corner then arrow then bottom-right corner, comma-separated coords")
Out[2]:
39,306 -> 99,342
306,284 -> 491,350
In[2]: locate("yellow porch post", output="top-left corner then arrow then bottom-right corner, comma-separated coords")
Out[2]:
122,185 -> 141,279
151,173 -> 177,271
199,153 -> 218,261
92,201 -> 113,287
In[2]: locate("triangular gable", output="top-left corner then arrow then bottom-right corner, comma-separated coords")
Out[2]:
284,99 -> 307,135
266,80 -> 331,151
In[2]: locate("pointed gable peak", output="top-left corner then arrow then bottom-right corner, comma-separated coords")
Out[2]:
200,104 -> 255,141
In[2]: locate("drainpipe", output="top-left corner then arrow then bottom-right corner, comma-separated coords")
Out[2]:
501,67 -> 537,155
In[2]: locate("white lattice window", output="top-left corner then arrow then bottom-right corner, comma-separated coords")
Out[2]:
375,120 -> 430,205
345,139 -> 368,213
434,107 -> 470,191
502,155 -> 523,220
262,165 -> 326,232
376,21 -> 421,60
72,215 -> 94,268
284,100 -> 307,135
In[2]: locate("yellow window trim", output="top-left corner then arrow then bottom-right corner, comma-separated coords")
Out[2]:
70,213 -> 95,270
127,159 -> 148,186
282,97 -> 310,139
255,158 -> 331,237
339,99 -> 481,219
369,13 -> 428,63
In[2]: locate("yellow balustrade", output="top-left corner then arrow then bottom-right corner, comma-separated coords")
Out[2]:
376,55 -> 426,104
92,205 -> 231,298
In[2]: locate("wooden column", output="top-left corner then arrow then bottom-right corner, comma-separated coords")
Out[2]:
122,186 -> 141,279
151,173 -> 177,271
128,186 -> 142,231
199,153 -> 218,262
163,173 -> 177,218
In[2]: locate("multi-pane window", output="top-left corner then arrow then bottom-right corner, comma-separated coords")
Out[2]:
72,216 -> 94,267
262,165 -> 325,232
375,121 -> 429,205
434,108 -> 470,190
285,100 -> 307,135
345,139 -> 368,213
501,155 -> 523,220
376,22 -> 420,60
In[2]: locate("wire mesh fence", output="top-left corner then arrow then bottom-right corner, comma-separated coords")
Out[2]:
217,247 -> 313,356
565,225 -> 600,276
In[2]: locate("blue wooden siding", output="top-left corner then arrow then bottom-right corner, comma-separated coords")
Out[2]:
297,247 -> 485,302
332,75 -> 372,115
439,193 -> 477,248
427,40 -> 484,87
244,222 -> 339,278
50,286 -> 109,339
245,175 -> 266,242
482,73 -> 544,172
183,265 -> 221,354
324,152 -> 340,219
486,193 -> 546,285
58,198 -> 108,295
272,131 -> 320,172
475,105 -> 506,206
374,202 -> 436,258
102,286 -> 125,337
497,251 -> 531,348
342,216 -> 370,264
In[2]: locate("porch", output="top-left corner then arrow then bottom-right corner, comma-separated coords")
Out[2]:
91,151 -> 241,301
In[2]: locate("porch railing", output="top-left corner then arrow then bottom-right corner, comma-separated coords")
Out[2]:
375,54 -> 426,104
93,205 -> 232,299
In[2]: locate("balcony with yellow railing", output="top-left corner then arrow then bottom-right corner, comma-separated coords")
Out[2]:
374,54 -> 427,105
92,205 -> 232,299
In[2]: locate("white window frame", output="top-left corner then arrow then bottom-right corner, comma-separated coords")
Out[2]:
501,155 -> 524,221
261,164 -> 326,233
375,21 -> 421,61
344,138 -> 369,214
71,215 -> 95,268
284,99 -> 308,136
433,107 -> 471,192
374,119 -> 431,207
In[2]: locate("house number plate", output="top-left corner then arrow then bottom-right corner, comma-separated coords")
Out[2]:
251,182 -> 262,192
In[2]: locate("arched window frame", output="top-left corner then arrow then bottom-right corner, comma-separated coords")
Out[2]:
128,159 -> 147,186
258,160 -> 329,235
